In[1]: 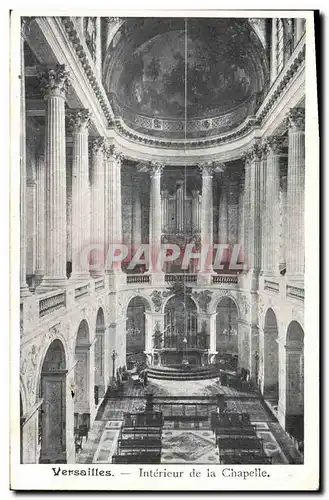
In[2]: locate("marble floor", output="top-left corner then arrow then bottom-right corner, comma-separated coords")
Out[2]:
77,378 -> 302,465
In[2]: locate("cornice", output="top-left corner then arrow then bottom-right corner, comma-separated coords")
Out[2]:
59,17 -> 304,154
255,36 -> 305,128
61,17 -> 114,126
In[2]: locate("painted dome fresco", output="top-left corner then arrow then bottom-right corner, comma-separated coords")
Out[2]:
103,18 -> 269,138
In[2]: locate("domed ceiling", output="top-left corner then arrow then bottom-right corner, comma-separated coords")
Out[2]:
103,18 -> 269,139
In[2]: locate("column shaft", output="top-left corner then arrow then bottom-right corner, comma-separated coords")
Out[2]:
199,164 -> 214,274
264,137 -> 283,275
39,65 -> 70,289
149,164 -> 163,273
20,25 -> 30,295
247,145 -> 262,273
69,110 -> 92,280
132,175 -> 142,252
90,138 -> 105,276
218,181 -> 228,244
286,108 -> 305,278
191,190 -> 200,233
35,152 -> 45,280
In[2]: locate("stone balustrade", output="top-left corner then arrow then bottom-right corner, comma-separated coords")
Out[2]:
165,274 -> 197,284
212,275 -> 239,285
286,284 -> 304,302
264,280 -> 280,293
126,274 -> 151,284
39,290 -> 66,317
74,283 -> 90,300
94,278 -> 105,291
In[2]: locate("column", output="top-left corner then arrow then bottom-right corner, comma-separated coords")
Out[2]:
116,152 -> 124,263
260,144 -> 267,274
132,173 -> 142,254
264,136 -> 284,276
243,156 -> 251,270
95,324 -> 106,397
149,163 -> 164,275
90,138 -> 105,276
286,108 -> 305,279
246,144 -> 262,277
279,174 -> 288,271
38,65 -> 71,290
176,180 -> 184,233
199,164 -> 215,276
191,189 -> 200,233
20,22 -> 30,296
161,189 -> 169,234
104,144 -> 124,276
237,177 -> 244,256
35,151 -> 45,282
68,109 -> 92,281
218,180 -> 228,244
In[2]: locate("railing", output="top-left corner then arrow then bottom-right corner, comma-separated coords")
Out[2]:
264,280 -> 280,293
212,275 -> 238,284
163,334 -> 210,349
286,284 -> 304,301
165,274 -> 197,283
39,291 -> 66,318
74,284 -> 90,300
95,278 -> 105,291
126,274 -> 151,284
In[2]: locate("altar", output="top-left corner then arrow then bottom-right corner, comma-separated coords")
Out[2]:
152,348 -> 209,367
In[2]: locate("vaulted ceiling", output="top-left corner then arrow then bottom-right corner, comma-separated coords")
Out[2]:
103,18 -> 270,139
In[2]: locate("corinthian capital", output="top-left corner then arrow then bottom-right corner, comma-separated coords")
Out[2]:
198,161 -> 224,177
150,162 -> 164,177
104,142 -> 124,163
90,137 -> 105,155
244,143 -> 262,164
286,107 -> 305,132
67,109 -> 92,133
264,136 -> 285,155
40,64 -> 71,98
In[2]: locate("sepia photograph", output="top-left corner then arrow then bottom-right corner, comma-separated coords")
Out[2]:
10,9 -> 319,491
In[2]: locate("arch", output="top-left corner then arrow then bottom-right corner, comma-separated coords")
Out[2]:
164,293 -> 198,348
74,319 -> 92,423
209,292 -> 240,318
39,339 -> 67,463
262,308 -> 279,402
75,319 -> 90,346
125,292 -> 153,316
126,296 -> 150,368
286,320 -> 304,344
216,296 -> 239,359
96,307 -> 105,329
285,320 -> 304,443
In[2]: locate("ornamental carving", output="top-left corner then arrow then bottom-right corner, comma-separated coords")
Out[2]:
67,109 -> 92,132
104,143 -> 124,163
244,143 -> 262,164
150,162 -> 164,177
192,290 -> 213,312
49,323 -> 61,342
265,136 -> 285,155
150,290 -> 171,312
90,137 -> 105,155
286,107 -> 305,132
39,64 -> 71,98
238,293 -> 249,318
198,162 -> 224,176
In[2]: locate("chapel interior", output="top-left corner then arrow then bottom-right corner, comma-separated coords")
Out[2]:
19,16 -> 305,465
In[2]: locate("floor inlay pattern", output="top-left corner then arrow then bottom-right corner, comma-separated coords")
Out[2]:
161,429 -> 219,463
